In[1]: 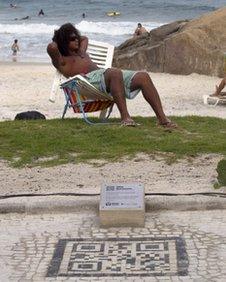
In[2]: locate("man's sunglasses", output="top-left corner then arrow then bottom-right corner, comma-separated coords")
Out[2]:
69,35 -> 78,41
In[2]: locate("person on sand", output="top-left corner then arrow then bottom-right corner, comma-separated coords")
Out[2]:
134,23 -> 148,37
211,76 -> 226,96
11,39 -> 19,56
47,23 -> 176,128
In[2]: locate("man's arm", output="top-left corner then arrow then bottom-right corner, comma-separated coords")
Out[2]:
47,42 -> 64,69
133,28 -> 139,37
78,36 -> 88,58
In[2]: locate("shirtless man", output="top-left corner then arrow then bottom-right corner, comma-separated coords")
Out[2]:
47,23 -> 176,127
134,23 -> 148,37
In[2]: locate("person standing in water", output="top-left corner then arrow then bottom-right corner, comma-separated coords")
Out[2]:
11,39 -> 19,56
38,9 -> 44,16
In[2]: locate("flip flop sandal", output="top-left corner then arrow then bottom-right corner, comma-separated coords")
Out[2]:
120,120 -> 140,127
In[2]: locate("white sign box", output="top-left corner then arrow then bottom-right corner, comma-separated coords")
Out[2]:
100,183 -> 144,209
99,183 -> 145,227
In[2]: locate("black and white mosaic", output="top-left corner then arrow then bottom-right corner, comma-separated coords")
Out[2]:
47,237 -> 188,277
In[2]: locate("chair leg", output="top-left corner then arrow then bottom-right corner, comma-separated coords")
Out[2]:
105,104 -> 114,119
213,99 -> 219,106
99,105 -> 114,121
62,93 -> 70,119
99,108 -> 108,120
75,89 -> 95,125
64,81 -> 117,125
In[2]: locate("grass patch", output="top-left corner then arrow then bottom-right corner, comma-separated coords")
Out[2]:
215,159 -> 226,188
0,116 -> 226,167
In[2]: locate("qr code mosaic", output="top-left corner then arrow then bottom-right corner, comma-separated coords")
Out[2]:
47,237 -> 188,277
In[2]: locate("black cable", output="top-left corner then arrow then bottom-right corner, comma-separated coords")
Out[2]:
0,192 -> 226,200
145,192 -> 226,197
0,193 -> 100,200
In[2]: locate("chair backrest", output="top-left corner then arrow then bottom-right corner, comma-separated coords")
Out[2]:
87,40 -> 114,69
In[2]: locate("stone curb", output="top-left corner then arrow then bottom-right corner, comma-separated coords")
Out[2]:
0,195 -> 226,214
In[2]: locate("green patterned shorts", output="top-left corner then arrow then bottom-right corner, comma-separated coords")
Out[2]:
85,69 -> 140,99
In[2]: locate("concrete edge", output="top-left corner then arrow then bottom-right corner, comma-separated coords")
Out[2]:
0,195 -> 226,214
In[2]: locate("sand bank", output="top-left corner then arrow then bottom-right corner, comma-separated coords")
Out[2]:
0,153 -> 223,195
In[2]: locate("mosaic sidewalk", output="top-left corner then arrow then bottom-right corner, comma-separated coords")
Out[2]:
0,210 -> 226,281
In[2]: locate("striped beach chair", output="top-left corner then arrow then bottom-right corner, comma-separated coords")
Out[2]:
61,75 -> 114,124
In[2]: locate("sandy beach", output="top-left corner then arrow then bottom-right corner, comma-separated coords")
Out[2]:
1,62 -> 225,121
0,62 -> 225,195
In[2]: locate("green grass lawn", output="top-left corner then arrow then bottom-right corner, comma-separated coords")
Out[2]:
0,116 -> 226,169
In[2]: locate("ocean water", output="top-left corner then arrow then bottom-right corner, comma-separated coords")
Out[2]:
0,0 -> 225,62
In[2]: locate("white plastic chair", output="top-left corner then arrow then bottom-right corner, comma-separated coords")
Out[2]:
86,40 -> 114,69
203,93 -> 226,106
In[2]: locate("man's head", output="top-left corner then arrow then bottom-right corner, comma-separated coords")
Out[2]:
14,39 -> 18,43
53,23 -> 81,56
137,23 -> 142,28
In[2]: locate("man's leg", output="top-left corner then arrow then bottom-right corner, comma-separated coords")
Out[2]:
104,68 -> 134,123
213,77 -> 226,96
131,71 -> 174,126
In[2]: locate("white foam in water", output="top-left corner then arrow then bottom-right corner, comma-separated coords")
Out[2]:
76,20 -> 162,36
0,21 -> 161,36
0,20 -> 162,62
0,23 -> 59,35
